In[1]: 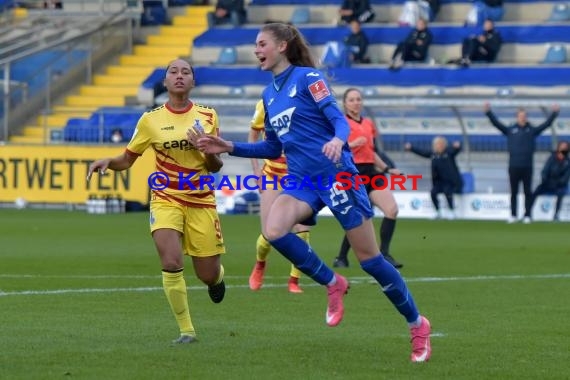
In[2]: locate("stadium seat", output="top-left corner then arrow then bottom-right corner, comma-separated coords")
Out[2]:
496,87 -> 514,97
542,44 -> 567,64
290,7 -> 310,25
461,172 -> 475,194
214,47 -> 238,65
427,87 -> 445,96
547,3 -> 570,22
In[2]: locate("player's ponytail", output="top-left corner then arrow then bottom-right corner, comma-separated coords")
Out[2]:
261,23 -> 316,68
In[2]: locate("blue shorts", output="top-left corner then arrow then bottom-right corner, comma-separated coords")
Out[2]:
282,175 -> 373,230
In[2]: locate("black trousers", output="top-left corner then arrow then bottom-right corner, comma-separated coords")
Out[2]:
508,166 -> 533,217
531,183 -> 567,216
392,42 -> 425,62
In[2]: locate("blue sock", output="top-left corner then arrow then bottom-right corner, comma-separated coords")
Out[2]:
269,233 -> 335,285
361,254 -> 420,323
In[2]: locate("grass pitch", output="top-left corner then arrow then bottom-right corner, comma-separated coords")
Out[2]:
1,209 -> 569,380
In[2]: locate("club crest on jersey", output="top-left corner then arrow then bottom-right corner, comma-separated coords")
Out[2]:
270,107 -> 296,137
288,85 -> 297,98
308,79 -> 330,102
193,119 -> 204,132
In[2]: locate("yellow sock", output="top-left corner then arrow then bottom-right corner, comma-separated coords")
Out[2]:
215,264 -> 225,285
162,270 -> 195,337
290,231 -> 310,279
256,234 -> 271,262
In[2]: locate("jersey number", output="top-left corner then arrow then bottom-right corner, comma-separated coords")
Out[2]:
329,182 -> 349,207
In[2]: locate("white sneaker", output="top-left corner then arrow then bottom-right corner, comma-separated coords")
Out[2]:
432,210 -> 442,220
522,216 -> 531,224
447,211 -> 456,220
507,216 -> 517,224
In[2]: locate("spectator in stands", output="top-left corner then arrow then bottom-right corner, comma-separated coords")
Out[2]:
398,0 -> 439,26
448,19 -> 502,67
405,137 -> 463,220
344,20 -> 371,64
207,0 -> 247,28
466,0 -> 504,25
110,129 -> 124,144
43,1 -> 62,9
484,102 -> 560,223
425,0 -> 441,21
88,58 -> 227,345
530,140 -> 570,221
338,0 -> 375,25
389,18 -> 433,70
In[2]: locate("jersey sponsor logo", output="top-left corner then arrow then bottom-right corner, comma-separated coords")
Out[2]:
163,139 -> 196,150
269,107 -> 296,137
306,72 -> 320,77
308,79 -> 330,103
161,126 -> 174,131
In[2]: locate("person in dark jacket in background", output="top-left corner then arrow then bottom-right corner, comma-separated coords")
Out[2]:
425,0 -> 441,21
389,18 -> 433,70
207,0 -> 247,28
338,0 -> 375,24
484,102 -> 560,223
530,140 -> 570,221
344,20 -> 371,64
449,19 -> 502,67
405,137 -> 463,219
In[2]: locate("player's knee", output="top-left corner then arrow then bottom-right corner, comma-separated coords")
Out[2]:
263,228 -> 287,241
384,204 -> 399,219
162,260 -> 183,272
196,271 -> 217,285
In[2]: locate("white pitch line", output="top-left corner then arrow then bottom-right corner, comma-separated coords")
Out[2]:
1,273 -> 569,281
0,273 -> 568,298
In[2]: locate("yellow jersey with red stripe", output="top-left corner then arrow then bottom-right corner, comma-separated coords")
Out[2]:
250,99 -> 287,178
127,102 -> 218,208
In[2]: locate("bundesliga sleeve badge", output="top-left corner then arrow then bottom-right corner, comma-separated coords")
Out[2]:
308,79 -> 331,103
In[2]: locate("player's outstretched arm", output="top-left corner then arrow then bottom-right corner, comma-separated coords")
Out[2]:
87,151 -> 138,181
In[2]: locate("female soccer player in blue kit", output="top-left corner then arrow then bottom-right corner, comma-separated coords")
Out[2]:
191,22 -> 432,362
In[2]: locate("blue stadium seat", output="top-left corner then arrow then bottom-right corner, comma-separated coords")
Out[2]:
496,87 -> 514,97
542,44 -> 567,64
547,3 -> 570,22
290,7 -> 310,25
215,47 -> 238,65
461,172 -> 475,194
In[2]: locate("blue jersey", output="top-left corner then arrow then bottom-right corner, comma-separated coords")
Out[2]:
261,65 -> 356,181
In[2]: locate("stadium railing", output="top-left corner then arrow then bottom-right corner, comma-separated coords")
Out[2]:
0,7 -> 135,142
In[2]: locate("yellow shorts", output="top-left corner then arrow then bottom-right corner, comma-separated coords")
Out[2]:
261,168 -> 286,191
149,199 -> 226,257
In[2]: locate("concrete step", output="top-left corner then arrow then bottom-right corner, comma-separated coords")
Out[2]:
119,54 -> 170,66
171,14 -> 208,27
146,34 -> 192,46
65,95 -> 125,107
9,135 -> 43,144
106,65 -> 155,76
92,75 -> 143,86
133,45 -> 190,57
79,85 -> 138,97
